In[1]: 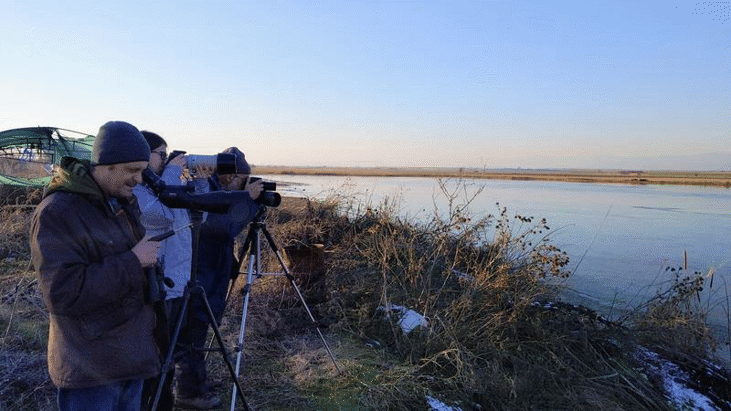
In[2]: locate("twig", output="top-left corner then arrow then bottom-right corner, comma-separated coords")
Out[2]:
573,204 -> 612,276
723,276 -> 731,362
4,278 -> 23,338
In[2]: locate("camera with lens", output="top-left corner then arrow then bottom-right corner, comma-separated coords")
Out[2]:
248,177 -> 281,207
249,177 -> 276,191
168,150 -> 237,175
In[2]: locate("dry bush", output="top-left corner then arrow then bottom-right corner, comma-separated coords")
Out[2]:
622,268 -> 716,359
0,196 -> 53,411
0,259 -> 53,411
310,180 -> 666,410
0,197 -> 39,261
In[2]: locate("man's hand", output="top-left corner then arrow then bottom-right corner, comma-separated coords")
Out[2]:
132,235 -> 162,267
193,164 -> 215,179
168,153 -> 186,169
245,177 -> 264,200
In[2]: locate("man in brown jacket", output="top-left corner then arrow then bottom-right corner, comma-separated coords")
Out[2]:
30,121 -> 163,411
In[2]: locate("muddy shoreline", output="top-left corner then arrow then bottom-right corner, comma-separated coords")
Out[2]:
251,166 -> 731,188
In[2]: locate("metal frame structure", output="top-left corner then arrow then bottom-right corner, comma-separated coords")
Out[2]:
0,127 -> 94,187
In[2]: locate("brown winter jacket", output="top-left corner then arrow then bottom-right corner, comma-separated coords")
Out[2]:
30,157 -> 160,389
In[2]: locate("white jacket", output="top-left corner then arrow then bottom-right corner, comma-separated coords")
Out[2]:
133,164 -> 207,299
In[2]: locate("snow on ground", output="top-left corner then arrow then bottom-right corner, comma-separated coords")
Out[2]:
634,347 -> 719,411
390,302 -> 725,410
427,396 -> 462,411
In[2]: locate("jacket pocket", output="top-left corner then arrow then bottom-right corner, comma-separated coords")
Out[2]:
79,296 -> 143,340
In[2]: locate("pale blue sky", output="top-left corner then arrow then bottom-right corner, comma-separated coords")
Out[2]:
1,1 -> 728,170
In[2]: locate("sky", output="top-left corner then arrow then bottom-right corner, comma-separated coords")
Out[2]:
1,0 -> 729,170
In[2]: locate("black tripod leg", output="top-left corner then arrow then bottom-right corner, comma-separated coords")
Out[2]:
260,225 -> 342,374
203,277 -> 236,361
191,285 -> 251,411
151,289 -> 191,411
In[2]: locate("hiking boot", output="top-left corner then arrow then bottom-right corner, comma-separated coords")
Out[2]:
175,394 -> 222,410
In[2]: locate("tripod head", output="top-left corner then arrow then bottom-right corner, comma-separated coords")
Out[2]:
250,203 -> 268,223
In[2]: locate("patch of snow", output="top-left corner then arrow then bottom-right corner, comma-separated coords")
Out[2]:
635,347 -> 719,411
427,396 -> 462,411
529,300 -> 557,310
664,371 -> 718,411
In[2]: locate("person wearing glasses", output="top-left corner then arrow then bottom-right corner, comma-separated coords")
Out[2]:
132,131 -> 218,410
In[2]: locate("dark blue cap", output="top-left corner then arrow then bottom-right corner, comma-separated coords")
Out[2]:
92,121 -> 150,165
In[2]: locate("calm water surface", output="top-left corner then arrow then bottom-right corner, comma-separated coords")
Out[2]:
263,174 -> 731,330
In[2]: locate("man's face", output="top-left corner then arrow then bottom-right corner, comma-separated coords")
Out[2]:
219,173 -> 248,191
92,161 -> 148,199
149,144 -> 167,176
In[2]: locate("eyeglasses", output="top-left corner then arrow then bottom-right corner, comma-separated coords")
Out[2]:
153,150 -> 167,162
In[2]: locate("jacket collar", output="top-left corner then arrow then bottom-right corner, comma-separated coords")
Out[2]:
43,156 -> 136,217
44,157 -> 104,200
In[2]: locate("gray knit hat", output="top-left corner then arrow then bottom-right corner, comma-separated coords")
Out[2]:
92,121 -> 150,165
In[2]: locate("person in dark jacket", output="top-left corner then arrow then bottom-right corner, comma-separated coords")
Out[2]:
177,146 -> 262,402
30,121 -> 162,411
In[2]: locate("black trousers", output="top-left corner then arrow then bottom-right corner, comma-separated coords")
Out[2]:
174,315 -> 210,398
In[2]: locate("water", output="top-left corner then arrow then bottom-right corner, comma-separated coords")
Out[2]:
263,174 -> 731,331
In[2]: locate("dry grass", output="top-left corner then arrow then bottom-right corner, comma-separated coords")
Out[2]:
252,165 -> 731,188
1,183 -> 730,410
0,188 -> 53,410
0,158 -> 49,180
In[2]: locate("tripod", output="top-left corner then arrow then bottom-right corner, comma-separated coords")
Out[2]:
151,209 -> 251,411
229,206 -> 341,411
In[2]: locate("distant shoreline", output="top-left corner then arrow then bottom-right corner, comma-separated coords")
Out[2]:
251,166 -> 731,188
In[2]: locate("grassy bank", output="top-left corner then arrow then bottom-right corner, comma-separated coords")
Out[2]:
1,185 -> 730,410
252,165 -> 731,188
